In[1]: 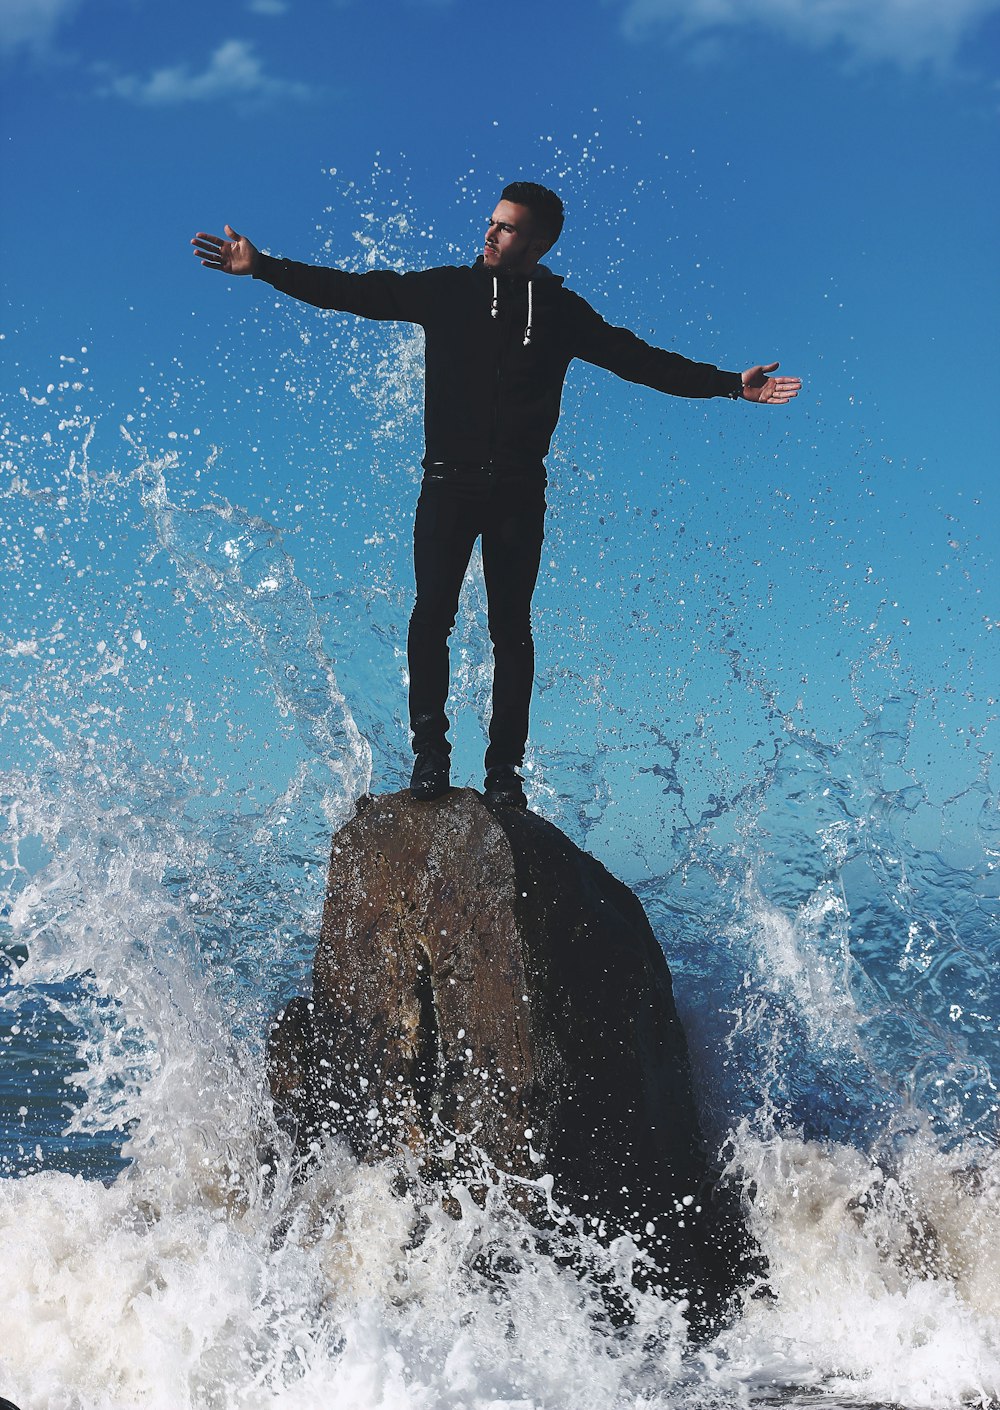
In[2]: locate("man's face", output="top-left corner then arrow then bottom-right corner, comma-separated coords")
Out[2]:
483,200 -> 545,274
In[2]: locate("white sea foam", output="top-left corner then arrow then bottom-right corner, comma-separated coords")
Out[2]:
720,1124 -> 1000,1409
2,1109 -> 998,1408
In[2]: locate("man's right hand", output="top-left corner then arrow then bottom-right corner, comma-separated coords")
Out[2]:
191,225 -> 259,276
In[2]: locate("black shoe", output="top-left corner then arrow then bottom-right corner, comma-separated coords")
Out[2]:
410,749 -> 450,801
483,765 -> 527,809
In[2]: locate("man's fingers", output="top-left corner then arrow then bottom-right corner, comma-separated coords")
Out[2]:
224,224 -> 242,241
751,375 -> 801,403
742,364 -> 802,404
191,231 -> 235,271
191,238 -> 228,266
191,238 -> 229,269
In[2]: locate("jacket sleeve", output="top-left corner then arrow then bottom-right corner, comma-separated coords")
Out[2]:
568,291 -> 743,400
253,253 -> 436,325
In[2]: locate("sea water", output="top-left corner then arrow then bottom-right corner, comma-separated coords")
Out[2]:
2,151 -> 998,1408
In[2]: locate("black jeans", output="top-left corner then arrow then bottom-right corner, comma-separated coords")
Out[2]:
407,465 -> 546,770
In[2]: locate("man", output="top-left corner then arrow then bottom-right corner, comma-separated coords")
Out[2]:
193,181 -> 800,809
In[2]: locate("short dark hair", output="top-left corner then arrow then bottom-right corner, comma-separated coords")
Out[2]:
501,181 -> 565,248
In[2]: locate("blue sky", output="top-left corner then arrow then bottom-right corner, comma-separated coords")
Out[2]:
2,0 -> 999,819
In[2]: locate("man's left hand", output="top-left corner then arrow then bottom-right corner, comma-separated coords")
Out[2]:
740,362 -> 801,404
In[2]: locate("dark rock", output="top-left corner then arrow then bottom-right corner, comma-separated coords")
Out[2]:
267,788 -> 757,1325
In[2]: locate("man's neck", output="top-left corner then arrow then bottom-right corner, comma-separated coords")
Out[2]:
480,256 -> 543,281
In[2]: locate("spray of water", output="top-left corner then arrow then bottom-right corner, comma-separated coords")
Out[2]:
2,140 -> 998,1408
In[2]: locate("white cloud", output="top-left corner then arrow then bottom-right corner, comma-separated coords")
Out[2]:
248,0 -> 289,14
618,0 -> 1000,70
102,37 -> 312,104
0,0 -> 80,53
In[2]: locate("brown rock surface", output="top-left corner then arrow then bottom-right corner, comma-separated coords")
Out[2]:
267,787 -> 756,1319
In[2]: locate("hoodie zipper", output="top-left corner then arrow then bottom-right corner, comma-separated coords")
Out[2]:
487,274 -> 534,466
489,283 -> 511,462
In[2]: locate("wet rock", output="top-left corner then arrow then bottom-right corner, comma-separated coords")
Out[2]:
268,788 -> 756,1322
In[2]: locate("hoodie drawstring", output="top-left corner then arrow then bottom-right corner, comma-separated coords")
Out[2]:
490,275 -> 534,346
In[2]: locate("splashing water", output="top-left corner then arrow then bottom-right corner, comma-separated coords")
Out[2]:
2,144 -> 998,1409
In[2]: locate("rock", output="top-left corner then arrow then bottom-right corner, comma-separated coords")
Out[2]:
267,788 -> 757,1324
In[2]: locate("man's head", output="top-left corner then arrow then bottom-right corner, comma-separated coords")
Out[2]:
483,181 -> 564,275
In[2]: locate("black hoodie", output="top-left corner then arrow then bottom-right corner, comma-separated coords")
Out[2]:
254,252 -> 743,474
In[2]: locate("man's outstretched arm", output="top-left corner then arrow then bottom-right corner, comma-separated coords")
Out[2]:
191,226 -> 260,276
738,362 -> 801,404
191,223 -> 435,323
570,294 -> 801,405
